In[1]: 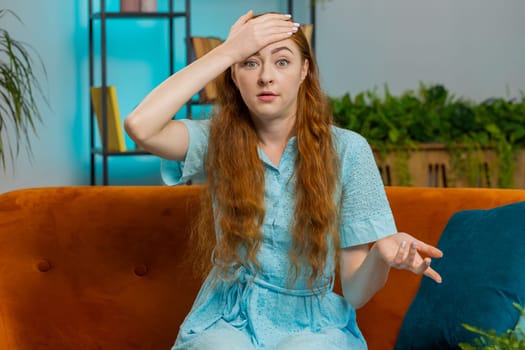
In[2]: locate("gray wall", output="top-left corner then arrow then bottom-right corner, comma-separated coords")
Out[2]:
317,0 -> 525,100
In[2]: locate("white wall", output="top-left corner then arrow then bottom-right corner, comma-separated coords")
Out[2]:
1,0 -> 524,193
0,1 -> 93,193
317,0 -> 525,100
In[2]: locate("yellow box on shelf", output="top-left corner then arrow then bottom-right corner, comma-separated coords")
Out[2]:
90,85 -> 126,152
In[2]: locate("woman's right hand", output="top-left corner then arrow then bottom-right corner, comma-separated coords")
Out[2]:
223,11 -> 299,64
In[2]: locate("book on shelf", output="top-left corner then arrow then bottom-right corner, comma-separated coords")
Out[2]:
190,36 -> 223,103
90,85 -> 127,152
300,24 -> 313,47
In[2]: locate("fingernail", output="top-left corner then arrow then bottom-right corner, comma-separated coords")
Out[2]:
284,14 -> 292,18
293,22 -> 301,27
401,241 -> 407,248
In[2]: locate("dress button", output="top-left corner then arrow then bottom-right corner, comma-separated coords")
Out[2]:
134,264 -> 148,277
36,260 -> 52,272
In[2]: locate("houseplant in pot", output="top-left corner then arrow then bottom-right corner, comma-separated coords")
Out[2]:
0,9 -> 46,169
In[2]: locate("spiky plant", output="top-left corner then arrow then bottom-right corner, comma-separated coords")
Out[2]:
0,9 -> 46,169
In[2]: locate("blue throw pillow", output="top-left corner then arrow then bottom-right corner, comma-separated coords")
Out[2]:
395,201 -> 525,349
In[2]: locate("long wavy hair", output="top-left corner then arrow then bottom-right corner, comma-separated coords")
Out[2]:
192,21 -> 340,288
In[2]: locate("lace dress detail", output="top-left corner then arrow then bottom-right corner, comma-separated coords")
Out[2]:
168,119 -> 397,349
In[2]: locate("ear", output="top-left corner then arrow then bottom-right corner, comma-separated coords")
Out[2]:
300,59 -> 309,83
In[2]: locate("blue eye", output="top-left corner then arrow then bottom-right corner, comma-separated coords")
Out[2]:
276,59 -> 289,67
242,60 -> 258,68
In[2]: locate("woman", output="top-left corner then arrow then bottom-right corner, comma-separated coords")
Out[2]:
125,11 -> 443,350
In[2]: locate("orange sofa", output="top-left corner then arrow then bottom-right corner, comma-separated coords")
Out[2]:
1,185 -> 525,349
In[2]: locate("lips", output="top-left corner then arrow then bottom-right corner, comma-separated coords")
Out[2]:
257,91 -> 277,102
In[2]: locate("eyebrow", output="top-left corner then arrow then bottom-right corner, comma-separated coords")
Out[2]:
271,46 -> 294,55
253,46 -> 294,57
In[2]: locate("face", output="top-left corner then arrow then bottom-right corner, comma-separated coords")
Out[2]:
231,39 -> 309,123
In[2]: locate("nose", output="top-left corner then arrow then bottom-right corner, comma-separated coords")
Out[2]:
257,64 -> 274,86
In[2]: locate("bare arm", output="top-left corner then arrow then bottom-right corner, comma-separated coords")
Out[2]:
124,11 -> 299,160
340,232 -> 443,309
339,244 -> 389,309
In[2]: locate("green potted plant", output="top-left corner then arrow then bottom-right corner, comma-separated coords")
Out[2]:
0,9 -> 46,170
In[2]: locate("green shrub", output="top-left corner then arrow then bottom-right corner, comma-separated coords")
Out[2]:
330,84 -> 525,187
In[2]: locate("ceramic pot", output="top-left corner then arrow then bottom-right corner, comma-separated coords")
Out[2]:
140,0 -> 157,12
120,0 -> 140,12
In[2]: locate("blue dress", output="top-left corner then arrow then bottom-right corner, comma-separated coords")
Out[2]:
167,119 -> 397,350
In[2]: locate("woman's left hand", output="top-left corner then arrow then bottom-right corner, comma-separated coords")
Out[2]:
374,232 -> 444,283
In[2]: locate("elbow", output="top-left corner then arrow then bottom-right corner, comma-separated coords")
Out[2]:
124,113 -> 146,144
352,294 -> 370,309
345,294 -> 370,310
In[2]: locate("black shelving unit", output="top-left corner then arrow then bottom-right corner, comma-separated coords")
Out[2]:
287,0 -> 316,49
88,0 -> 190,185
88,0 -> 315,185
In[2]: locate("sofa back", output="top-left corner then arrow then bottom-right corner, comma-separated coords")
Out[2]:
0,186 -> 201,349
1,185 -> 525,349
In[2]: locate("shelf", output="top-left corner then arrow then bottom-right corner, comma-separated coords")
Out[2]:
91,12 -> 187,19
89,0 -> 189,185
188,99 -> 212,105
92,148 -> 151,156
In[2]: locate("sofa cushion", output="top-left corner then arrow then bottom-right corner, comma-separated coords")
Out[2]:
395,200 -> 525,349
